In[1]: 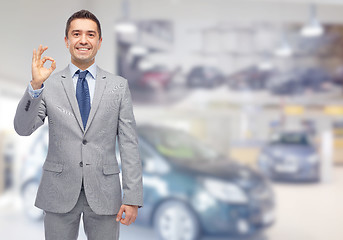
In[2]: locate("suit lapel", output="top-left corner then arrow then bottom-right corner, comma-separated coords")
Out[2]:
60,67 -> 85,133
84,66 -> 107,134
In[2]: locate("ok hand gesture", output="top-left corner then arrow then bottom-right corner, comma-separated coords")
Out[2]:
31,44 -> 56,90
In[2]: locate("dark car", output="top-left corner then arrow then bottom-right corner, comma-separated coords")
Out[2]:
258,131 -> 320,182
136,125 -> 275,239
227,66 -> 274,91
187,66 -> 225,88
20,125 -> 275,240
266,67 -> 332,96
266,70 -> 305,95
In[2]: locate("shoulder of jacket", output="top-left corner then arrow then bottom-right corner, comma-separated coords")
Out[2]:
97,67 -> 128,84
44,67 -> 69,87
46,67 -> 69,81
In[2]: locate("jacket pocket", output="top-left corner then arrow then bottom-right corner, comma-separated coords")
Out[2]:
43,161 -> 64,173
103,164 -> 120,175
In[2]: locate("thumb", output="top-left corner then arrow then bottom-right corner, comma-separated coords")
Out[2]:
49,60 -> 56,73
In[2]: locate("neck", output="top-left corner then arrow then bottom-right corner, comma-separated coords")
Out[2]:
71,59 -> 95,70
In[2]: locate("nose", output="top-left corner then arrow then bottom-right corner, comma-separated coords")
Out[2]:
80,34 -> 87,44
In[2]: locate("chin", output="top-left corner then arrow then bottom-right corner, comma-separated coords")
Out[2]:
73,58 -> 95,67
74,56 -> 91,62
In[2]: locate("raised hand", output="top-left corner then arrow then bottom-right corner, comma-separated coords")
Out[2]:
31,44 -> 56,90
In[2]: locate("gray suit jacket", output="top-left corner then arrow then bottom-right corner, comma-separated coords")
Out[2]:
14,66 -> 143,215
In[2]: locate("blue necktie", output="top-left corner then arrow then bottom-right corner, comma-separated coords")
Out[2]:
76,70 -> 90,130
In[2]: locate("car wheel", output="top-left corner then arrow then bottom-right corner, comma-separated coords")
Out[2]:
153,200 -> 201,240
21,179 -> 44,221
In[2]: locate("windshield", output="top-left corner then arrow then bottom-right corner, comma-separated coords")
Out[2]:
138,127 -> 224,163
270,133 -> 309,145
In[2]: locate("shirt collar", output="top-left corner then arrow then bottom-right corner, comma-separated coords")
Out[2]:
69,62 -> 97,79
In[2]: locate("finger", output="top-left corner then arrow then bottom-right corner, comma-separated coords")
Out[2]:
32,49 -> 36,62
41,56 -> 54,64
41,57 -> 56,73
124,214 -> 133,225
120,216 -> 130,225
32,49 -> 37,67
37,45 -> 42,60
50,59 -> 56,72
38,45 -> 48,59
126,212 -> 137,225
116,207 -> 124,222
128,215 -> 136,225
42,46 -> 49,55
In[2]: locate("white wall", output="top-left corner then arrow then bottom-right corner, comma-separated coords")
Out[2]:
2,0 -> 343,86
0,0 -> 119,87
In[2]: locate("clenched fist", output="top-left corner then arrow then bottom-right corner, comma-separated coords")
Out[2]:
31,44 -> 56,90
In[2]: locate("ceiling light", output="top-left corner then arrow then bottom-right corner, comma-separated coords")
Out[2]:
274,36 -> 293,57
115,21 -> 137,34
301,4 -> 324,37
130,45 -> 148,55
115,0 -> 137,34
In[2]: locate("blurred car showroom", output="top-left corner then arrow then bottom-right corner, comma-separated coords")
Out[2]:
1,0 -> 343,240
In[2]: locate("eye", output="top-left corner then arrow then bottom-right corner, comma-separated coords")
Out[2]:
89,33 -> 95,37
73,33 -> 79,37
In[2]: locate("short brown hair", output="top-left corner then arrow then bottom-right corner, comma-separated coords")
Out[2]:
65,10 -> 102,39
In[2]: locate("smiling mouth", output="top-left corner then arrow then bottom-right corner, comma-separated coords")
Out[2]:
76,47 -> 91,51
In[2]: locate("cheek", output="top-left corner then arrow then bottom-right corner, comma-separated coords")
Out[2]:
68,39 -> 77,47
92,40 -> 101,48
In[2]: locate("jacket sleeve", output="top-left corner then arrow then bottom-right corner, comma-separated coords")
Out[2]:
13,85 -> 47,136
117,79 -> 143,207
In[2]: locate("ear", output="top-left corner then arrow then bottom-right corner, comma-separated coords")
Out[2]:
97,37 -> 103,50
64,36 -> 69,48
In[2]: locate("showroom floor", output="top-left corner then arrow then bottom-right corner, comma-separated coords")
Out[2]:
0,168 -> 342,240
268,167 -> 343,240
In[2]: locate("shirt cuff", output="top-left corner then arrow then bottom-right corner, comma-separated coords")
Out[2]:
28,82 -> 44,98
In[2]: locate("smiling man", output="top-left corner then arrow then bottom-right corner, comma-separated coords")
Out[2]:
14,10 -> 143,240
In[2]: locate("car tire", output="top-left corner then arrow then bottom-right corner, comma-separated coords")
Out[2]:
21,179 -> 44,221
153,200 -> 201,240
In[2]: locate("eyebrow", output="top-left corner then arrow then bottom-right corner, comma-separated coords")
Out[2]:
71,30 -> 97,34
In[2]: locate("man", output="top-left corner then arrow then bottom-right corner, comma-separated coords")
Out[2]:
14,10 -> 143,240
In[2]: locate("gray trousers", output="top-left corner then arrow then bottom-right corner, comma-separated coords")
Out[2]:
43,187 -> 120,240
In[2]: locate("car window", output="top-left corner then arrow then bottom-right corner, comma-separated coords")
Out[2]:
138,127 -> 224,163
270,133 -> 309,145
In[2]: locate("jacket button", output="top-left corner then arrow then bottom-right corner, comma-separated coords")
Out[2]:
79,162 -> 83,167
82,140 -> 87,145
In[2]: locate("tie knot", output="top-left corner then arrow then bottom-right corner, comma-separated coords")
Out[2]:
77,70 -> 89,80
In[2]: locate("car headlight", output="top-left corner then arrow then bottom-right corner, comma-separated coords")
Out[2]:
203,178 -> 248,204
307,154 -> 319,164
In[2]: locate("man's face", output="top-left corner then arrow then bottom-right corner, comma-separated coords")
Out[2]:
65,18 -> 102,68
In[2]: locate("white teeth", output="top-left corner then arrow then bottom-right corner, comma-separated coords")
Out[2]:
78,48 -> 89,50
